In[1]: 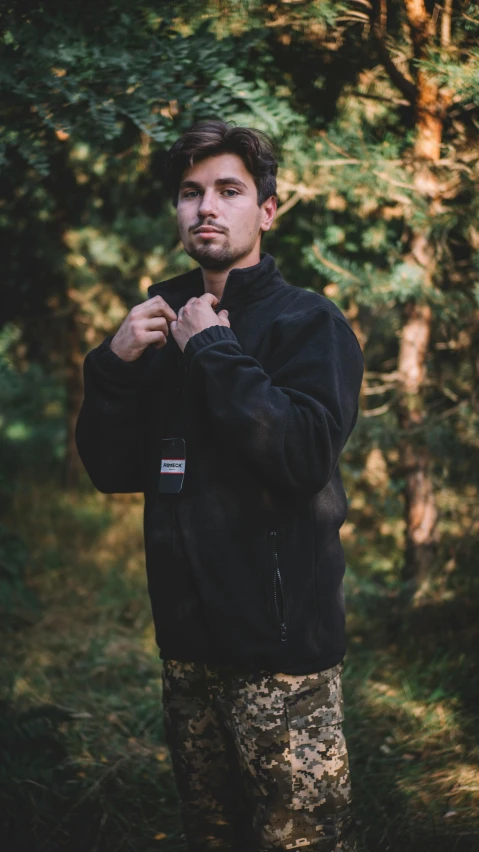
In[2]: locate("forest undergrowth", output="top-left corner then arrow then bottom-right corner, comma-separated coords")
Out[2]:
1,478 -> 479,852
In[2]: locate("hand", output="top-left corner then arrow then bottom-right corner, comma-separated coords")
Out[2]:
110,296 -> 177,362
170,293 -> 230,353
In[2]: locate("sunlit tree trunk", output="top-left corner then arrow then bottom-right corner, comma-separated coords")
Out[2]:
397,300 -> 437,581
373,0 -> 453,581
397,0 -> 450,582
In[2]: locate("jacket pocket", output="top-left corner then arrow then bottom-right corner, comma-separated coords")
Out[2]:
284,664 -> 344,730
269,530 -> 288,643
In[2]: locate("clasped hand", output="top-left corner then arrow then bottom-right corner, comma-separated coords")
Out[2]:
110,292 -> 229,362
170,293 -> 230,353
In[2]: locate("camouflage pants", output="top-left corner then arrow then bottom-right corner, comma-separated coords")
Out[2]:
162,660 -> 356,852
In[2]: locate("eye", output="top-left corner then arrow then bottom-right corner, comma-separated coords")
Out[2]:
223,189 -> 239,197
183,190 -> 200,199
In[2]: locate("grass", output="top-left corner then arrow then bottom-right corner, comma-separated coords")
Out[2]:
1,478 -> 479,851
1,484 -> 183,852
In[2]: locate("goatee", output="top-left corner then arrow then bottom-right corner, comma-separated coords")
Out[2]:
186,242 -> 252,272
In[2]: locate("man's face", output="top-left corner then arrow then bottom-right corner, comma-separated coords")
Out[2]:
176,152 -> 275,271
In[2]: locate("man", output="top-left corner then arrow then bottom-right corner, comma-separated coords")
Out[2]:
76,120 -> 364,852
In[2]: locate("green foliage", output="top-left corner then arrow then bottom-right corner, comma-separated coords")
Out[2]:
0,3 -> 303,174
424,51 -> 479,105
0,525 -> 37,627
0,701 -> 71,788
0,325 -> 66,472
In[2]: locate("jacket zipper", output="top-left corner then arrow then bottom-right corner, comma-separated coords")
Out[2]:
270,530 -> 287,642
214,279 -> 231,314
170,502 -> 177,555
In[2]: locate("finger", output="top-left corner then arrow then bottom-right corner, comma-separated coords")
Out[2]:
144,316 -> 169,334
170,320 -> 178,334
144,330 -> 167,348
199,292 -> 219,307
153,334 -> 168,350
142,296 -> 177,323
218,310 -> 229,319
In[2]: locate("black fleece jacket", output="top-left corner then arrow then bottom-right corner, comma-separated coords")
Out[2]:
75,253 -> 363,674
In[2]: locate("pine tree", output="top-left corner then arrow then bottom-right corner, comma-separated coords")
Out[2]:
257,0 -> 479,584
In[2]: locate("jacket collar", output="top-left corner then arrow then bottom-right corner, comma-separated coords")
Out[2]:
147,253 -> 280,313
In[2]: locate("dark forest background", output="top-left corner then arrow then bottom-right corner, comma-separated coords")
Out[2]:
1,2 -> 478,850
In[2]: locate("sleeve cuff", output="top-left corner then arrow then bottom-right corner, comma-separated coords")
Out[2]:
86,337 -> 148,385
184,325 -> 238,367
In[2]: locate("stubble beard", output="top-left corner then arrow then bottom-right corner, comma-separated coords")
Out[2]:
184,234 -> 257,271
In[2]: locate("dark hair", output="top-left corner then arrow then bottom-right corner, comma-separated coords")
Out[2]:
165,119 -> 278,207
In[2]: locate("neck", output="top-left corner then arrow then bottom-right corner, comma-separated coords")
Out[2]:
201,245 -> 261,301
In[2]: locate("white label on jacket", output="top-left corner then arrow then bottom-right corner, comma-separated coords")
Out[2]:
161,459 -> 186,474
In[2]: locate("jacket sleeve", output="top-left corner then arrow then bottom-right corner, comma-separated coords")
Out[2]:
183,307 -> 364,498
75,339 -> 150,493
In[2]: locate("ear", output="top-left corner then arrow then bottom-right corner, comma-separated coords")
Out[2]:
260,195 -> 277,233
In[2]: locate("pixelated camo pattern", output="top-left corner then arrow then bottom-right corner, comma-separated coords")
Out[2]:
162,661 -> 356,852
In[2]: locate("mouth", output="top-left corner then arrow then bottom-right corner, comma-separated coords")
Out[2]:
193,227 -> 225,236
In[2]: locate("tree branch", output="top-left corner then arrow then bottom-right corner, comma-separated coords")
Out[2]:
275,191 -> 302,220
441,0 -> 452,49
361,402 -> 391,417
371,0 -> 418,103
312,244 -> 361,283
352,90 -> 411,107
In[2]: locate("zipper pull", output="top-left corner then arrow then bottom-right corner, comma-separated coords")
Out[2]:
280,623 -> 287,643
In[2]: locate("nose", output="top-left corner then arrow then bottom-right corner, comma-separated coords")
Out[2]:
198,189 -> 218,219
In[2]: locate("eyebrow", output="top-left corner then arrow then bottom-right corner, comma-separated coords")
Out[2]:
179,177 -> 248,191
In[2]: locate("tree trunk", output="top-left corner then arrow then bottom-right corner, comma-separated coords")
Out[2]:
397,0 -> 448,582
397,302 -> 437,582
64,310 -> 84,490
